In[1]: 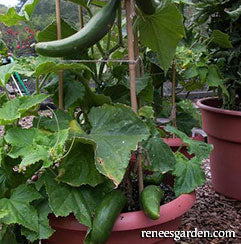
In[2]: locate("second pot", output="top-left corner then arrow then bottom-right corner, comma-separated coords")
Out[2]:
197,97 -> 241,200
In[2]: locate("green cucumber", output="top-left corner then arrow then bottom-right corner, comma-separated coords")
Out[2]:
144,172 -> 163,186
136,0 -> 161,15
35,0 -> 121,57
141,185 -> 164,220
90,190 -> 127,244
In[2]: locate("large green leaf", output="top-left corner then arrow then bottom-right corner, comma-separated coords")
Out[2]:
37,18 -> 77,42
176,112 -> 199,136
138,106 -> 155,120
0,63 -> 15,87
125,75 -> 152,95
206,64 -> 229,97
57,142 -> 105,187
63,0 -> 88,7
103,75 -> 152,105
34,110 -> 73,132
211,30 -> 233,48
21,200 -> 54,242
0,210 -> 9,219
183,64 -> 198,79
82,104 -> 150,186
0,94 -> 48,125
165,125 -> 213,159
0,0 -> 39,26
15,59 -> 91,78
0,99 -> 20,125
20,0 -> 40,19
143,137 -> 175,173
0,8 -> 25,26
139,81 -> 154,105
0,185 -> 42,232
64,80 -> 85,108
225,6 -> 241,22
0,157 -> 26,198
173,154 -> 206,196
0,138 -> 5,166
35,62 -> 91,77
0,225 -> 18,244
42,170 -> 92,228
138,0 -> 185,73
5,128 -> 69,169
18,94 -> 49,113
80,80 -> 111,111
103,84 -> 130,105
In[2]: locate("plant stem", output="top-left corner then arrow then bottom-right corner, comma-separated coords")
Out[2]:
98,44 -> 121,82
86,6 -> 93,18
120,165 -> 135,209
117,5 -> 124,47
36,76 -> 40,94
86,6 -> 105,58
106,28 -> 112,51
3,86 -> 10,100
137,143 -> 144,196
96,43 -> 105,57
39,74 -> 50,90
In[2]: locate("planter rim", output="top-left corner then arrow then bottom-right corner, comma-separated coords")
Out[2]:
197,97 -> 241,117
49,191 -> 196,232
162,137 -> 183,147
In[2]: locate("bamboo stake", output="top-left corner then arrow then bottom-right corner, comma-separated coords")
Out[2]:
134,31 -> 141,78
134,30 -> 142,108
125,0 -> 138,113
171,59 -> 177,138
125,0 -> 143,195
55,0 -> 64,110
78,6 -> 84,29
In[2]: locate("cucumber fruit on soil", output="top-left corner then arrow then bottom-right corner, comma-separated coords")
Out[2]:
141,185 -> 164,220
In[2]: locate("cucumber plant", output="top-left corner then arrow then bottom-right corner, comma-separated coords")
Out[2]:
0,0 -> 213,244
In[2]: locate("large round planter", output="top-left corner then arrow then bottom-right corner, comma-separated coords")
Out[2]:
43,192 -> 195,244
197,97 -> 241,200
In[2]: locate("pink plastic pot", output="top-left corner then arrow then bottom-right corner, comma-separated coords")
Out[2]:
43,191 -> 195,244
197,97 -> 241,200
163,135 -> 204,160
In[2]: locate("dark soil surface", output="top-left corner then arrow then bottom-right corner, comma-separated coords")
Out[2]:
177,159 -> 241,243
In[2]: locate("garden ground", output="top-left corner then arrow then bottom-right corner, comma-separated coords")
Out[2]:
178,159 -> 241,243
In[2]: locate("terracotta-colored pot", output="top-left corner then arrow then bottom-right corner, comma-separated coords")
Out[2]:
163,135 -> 204,160
197,97 -> 241,200
43,192 -> 195,244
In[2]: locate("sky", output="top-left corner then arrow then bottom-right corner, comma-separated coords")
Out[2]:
0,0 -> 18,7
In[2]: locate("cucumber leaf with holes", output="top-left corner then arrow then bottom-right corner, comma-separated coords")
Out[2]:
5,128 -> 69,169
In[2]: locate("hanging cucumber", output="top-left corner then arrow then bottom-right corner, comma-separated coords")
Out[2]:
35,0 -> 121,57
141,185 -> 164,220
90,190 -> 127,244
136,0 -> 160,15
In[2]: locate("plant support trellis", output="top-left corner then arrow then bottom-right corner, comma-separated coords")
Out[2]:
54,0 -> 144,194
54,0 -> 139,112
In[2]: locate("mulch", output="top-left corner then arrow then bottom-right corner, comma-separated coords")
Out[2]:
178,159 -> 241,243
